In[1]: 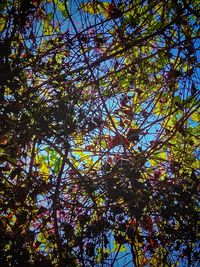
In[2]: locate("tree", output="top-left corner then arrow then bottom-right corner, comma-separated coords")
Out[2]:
0,0 -> 199,266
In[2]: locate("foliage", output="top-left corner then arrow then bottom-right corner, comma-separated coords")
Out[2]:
0,0 -> 199,266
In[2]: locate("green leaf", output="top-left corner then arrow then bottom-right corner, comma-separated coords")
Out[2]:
47,12 -> 53,21
55,0 -> 68,18
2,155 -> 17,165
0,0 -> 7,12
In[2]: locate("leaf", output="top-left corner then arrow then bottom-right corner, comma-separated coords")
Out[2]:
155,2 -> 164,17
80,2 -> 109,15
47,11 -> 53,21
72,132 -> 84,146
7,212 -> 17,226
40,162 -> 49,175
165,116 -> 177,130
135,246 -> 148,266
113,240 -> 127,252
55,0 -> 68,18
81,2 -> 102,14
191,110 -> 200,122
113,241 -> 127,252
35,154 -> 50,181
84,156 -> 94,167
37,232 -> 46,243
0,16 -> 6,32
154,152 -> 167,161
191,158 -> 200,169
0,134 -> 8,145
0,1 -> 7,12
149,246 -> 167,266
0,155 -> 17,165
42,18 -> 54,36
98,2 -> 112,18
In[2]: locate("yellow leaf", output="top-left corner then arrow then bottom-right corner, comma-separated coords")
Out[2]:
149,159 -> 157,166
137,250 -> 148,266
0,16 -> 6,32
154,152 -> 167,161
119,244 -> 127,252
35,155 -> 50,181
72,132 -> 84,146
113,240 -> 127,252
191,111 -> 200,122
105,114 -> 120,130
81,2 -> 110,15
98,2 -> 111,18
149,246 -> 168,266
165,116 -> 177,129
40,162 -> 49,175
84,155 -> 94,167
81,2 -> 102,14
191,159 -> 200,169
42,19 -> 54,36
155,2 -> 164,17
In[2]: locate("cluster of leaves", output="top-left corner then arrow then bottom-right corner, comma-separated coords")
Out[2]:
0,0 -> 199,266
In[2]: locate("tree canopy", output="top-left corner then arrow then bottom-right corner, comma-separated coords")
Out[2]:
0,0 -> 199,266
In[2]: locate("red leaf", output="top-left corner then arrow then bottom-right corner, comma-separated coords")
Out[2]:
107,3 -> 115,15
141,215 -> 153,232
